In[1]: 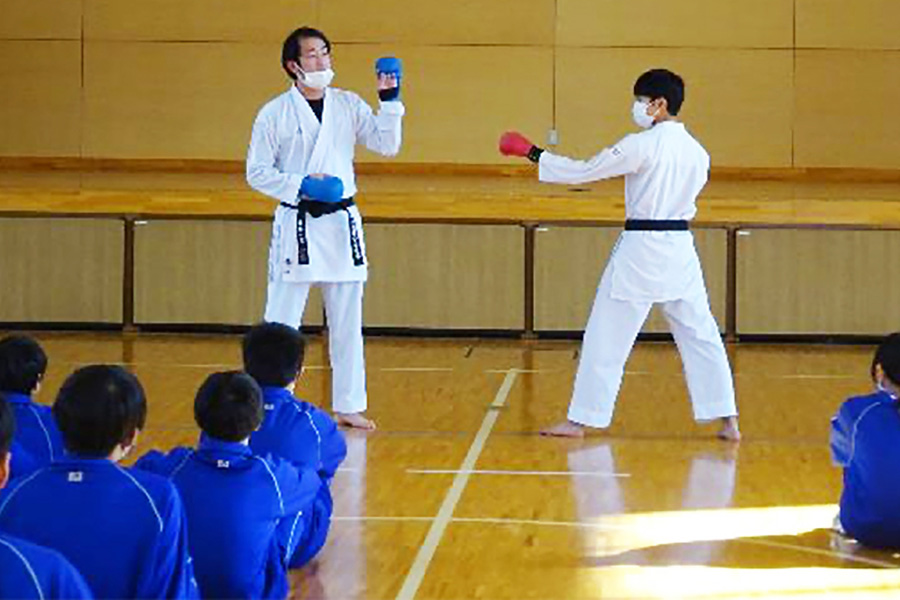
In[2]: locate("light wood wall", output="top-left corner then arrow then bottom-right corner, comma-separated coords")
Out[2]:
534,227 -> 727,333
0,218 -> 123,323
2,1 -> 900,168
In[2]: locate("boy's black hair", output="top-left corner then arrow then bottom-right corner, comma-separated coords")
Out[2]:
242,322 -> 305,388
194,371 -> 264,443
0,394 -> 13,460
282,26 -> 332,80
872,332 -> 900,387
53,365 -> 147,457
0,335 -> 48,395
633,68 -> 685,116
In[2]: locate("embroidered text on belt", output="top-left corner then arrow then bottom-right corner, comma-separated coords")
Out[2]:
624,219 -> 689,231
278,198 -> 364,266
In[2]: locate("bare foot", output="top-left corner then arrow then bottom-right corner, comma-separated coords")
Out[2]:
335,412 -> 377,431
716,416 -> 741,442
540,421 -> 586,438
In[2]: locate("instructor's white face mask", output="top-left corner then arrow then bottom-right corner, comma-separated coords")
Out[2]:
631,100 -> 656,129
301,67 -> 334,90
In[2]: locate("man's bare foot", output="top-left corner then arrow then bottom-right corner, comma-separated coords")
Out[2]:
717,416 -> 741,442
335,412 -> 376,430
540,421 -> 586,438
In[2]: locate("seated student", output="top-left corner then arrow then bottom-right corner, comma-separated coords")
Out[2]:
0,335 -> 64,475
243,322 -> 347,482
0,395 -> 93,599
136,371 -> 324,598
831,333 -> 900,549
0,365 -> 198,599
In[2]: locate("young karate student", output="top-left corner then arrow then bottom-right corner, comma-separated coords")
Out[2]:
0,365 -> 198,599
246,26 -> 405,430
831,333 -> 900,549
0,395 -> 94,599
500,68 -> 739,440
135,371 -> 327,599
0,335 -> 65,473
243,322 -> 347,482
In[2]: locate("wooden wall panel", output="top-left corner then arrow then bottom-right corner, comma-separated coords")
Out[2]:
83,42 -> 284,159
363,223 -> 524,330
554,48 -> 793,168
0,0 -> 82,40
796,0 -> 900,50
736,229 -> 900,335
84,0 -> 317,42
334,45 -> 554,164
134,219 -> 323,326
534,227 -> 727,333
0,218 -> 123,323
0,41 -> 82,157
558,0 -> 793,49
795,51 -> 900,169
321,0 -> 555,45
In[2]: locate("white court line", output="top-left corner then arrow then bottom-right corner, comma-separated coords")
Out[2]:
333,515 -> 434,523
395,369 -> 518,600
485,368 -> 547,374
379,367 -> 455,373
405,469 -> 630,478
737,538 -> 900,569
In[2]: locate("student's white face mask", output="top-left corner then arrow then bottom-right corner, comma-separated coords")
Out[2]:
632,100 -> 656,129
301,67 -> 334,90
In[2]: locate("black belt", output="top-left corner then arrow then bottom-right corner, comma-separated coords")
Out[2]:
624,219 -> 689,231
279,198 -> 364,267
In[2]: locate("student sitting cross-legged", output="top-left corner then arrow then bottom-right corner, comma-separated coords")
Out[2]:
0,365 -> 198,599
135,371 -> 325,599
0,394 -> 93,599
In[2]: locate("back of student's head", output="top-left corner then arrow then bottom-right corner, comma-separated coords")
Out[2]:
0,335 -> 47,394
633,68 -> 685,116
242,322 -> 306,387
0,394 -> 13,462
53,365 -> 147,457
872,332 -> 900,386
194,371 -> 264,442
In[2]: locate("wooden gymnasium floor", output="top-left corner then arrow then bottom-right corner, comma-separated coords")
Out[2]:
10,330 -> 900,599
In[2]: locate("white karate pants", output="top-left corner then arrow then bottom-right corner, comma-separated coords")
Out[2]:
568,266 -> 737,428
264,280 -> 367,414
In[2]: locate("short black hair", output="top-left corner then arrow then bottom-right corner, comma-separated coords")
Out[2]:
633,69 -> 685,116
0,394 -> 13,460
872,332 -> 900,387
242,322 -> 305,388
282,26 -> 332,80
0,335 -> 48,395
53,365 -> 147,457
194,371 -> 263,443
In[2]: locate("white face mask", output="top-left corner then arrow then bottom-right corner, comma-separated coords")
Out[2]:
632,100 -> 656,129
300,67 -> 334,90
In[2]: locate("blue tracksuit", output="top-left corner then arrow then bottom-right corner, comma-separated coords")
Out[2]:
0,457 -> 198,599
251,387 -> 347,481
9,439 -> 40,480
4,392 -> 64,469
135,435 -> 326,599
831,389 -> 900,549
0,533 -> 94,599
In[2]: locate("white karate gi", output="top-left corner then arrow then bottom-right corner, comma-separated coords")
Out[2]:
247,85 -> 404,413
539,121 -> 737,428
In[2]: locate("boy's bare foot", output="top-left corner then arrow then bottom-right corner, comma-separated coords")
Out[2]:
335,412 -> 376,430
540,420 -> 587,438
717,416 -> 741,442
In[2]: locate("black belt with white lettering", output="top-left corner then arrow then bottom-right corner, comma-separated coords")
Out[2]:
279,198 -> 364,267
624,219 -> 689,231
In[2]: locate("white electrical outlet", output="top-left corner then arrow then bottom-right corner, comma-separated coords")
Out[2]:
547,129 -> 559,145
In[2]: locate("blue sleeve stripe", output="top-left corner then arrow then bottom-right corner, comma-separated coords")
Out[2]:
116,467 -> 165,532
848,402 -> 883,466
28,405 -> 56,461
0,538 -> 45,600
252,456 -> 285,514
301,410 -> 323,469
283,511 -> 304,564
